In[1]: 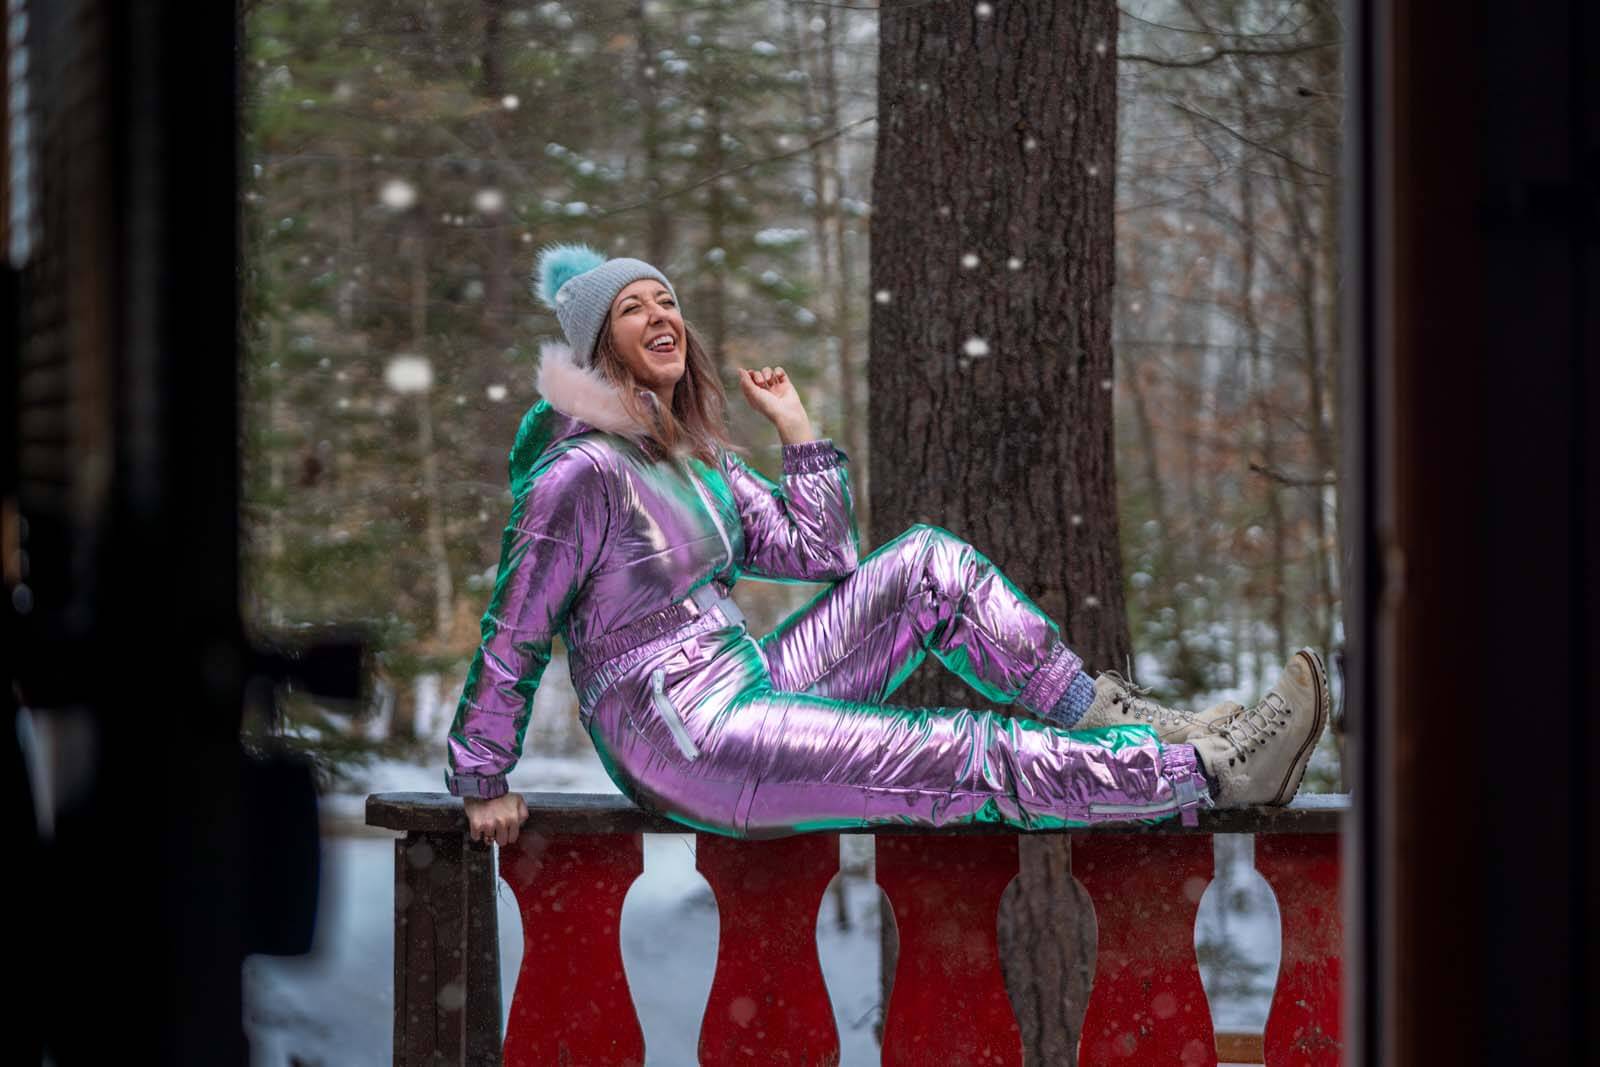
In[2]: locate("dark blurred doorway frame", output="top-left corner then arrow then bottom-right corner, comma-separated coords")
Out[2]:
3,4 -> 327,1063
1346,0 -> 1597,1063
2,0 -> 1596,1064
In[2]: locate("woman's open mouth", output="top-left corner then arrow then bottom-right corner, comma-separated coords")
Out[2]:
645,332 -> 679,357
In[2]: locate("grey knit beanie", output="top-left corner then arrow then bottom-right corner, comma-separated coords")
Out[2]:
532,243 -> 678,365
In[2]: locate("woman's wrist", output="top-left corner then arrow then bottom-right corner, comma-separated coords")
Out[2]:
776,415 -> 817,445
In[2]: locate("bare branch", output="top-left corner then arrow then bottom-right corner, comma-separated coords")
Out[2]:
1119,39 -> 1337,69
1249,461 -> 1335,487
595,115 -> 878,219
1166,98 -> 1332,178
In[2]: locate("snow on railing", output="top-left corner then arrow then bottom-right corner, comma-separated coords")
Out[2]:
365,792 -> 1347,1066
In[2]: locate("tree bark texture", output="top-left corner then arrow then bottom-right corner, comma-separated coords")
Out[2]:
870,2 -> 1125,1063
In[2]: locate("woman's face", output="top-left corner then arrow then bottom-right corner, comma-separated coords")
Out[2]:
606,278 -> 685,401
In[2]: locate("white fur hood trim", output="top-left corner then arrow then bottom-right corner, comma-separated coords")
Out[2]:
534,340 -> 652,439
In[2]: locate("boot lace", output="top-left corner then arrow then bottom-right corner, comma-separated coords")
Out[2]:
1097,666 -> 1199,729
1217,690 -> 1292,760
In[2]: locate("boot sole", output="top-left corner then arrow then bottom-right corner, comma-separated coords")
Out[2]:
1271,648 -> 1331,804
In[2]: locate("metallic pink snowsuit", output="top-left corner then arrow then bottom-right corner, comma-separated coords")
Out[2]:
446,382 -> 1206,838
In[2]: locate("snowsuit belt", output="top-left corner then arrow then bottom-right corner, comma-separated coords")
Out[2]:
567,580 -> 746,692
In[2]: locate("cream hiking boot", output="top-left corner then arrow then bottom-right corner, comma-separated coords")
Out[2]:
1191,648 -> 1331,807
1072,671 -> 1242,744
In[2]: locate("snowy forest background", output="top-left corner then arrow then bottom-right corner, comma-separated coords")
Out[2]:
239,0 -> 1344,789
237,0 -> 1344,1062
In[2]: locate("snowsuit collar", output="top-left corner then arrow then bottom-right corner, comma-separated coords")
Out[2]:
508,341 -> 688,489
534,339 -> 654,439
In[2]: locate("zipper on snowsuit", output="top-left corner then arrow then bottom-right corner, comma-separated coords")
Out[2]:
650,667 -> 700,761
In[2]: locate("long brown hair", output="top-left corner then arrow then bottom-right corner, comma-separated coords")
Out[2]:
591,317 -> 742,466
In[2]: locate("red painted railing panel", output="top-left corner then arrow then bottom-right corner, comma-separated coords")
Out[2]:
500,832 -> 645,1066
877,834 -> 1022,1067
1257,834 -> 1342,1065
1075,835 -> 1217,1067
695,832 -> 842,1064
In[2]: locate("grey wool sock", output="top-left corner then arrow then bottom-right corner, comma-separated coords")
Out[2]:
1046,670 -> 1097,728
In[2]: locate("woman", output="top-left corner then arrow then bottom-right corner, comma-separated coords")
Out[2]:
447,244 -> 1329,846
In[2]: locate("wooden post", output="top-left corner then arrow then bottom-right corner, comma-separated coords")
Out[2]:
393,831 -> 502,1065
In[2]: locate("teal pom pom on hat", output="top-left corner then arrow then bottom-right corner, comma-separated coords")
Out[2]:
531,242 -> 678,365
534,243 -> 607,310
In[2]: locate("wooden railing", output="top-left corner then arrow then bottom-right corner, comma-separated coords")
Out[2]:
366,792 -> 1347,1066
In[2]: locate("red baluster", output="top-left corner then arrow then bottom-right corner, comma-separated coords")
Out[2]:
695,833 -> 842,1064
877,834 -> 1022,1067
1256,834 -> 1342,1065
500,832 -> 645,1066
1074,834 -> 1216,1067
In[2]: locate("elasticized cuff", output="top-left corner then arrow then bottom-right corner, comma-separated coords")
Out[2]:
782,438 -> 849,476
446,771 -> 510,800
1159,745 -> 1211,827
1017,641 -> 1085,718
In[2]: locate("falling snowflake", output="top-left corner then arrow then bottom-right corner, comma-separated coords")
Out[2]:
1083,595 -> 1100,608
874,289 -> 892,305
486,384 -> 508,402
474,188 -> 505,214
502,94 -> 520,110
1095,40 -> 1108,55
962,337 -> 990,358
1070,514 -> 1083,526
961,252 -> 979,269
385,354 -> 434,394
1130,301 -> 1142,313
1100,378 -> 1113,391
1007,257 -> 1022,271
1086,164 -> 1099,177
975,2 -> 994,16
1024,136 -> 1038,151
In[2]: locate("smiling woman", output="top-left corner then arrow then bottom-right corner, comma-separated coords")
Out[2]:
447,243 -> 1328,849
604,279 -> 685,404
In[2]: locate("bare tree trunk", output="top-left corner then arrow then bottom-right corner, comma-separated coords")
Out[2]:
818,9 -> 869,542
337,155 -> 355,329
409,226 -> 454,644
1277,159 -> 1335,659
872,2 -> 1123,1061
635,0 -> 672,265
700,91 -> 729,371
1123,352 -> 1199,690
1238,162 -> 1289,667
1309,0 -> 1344,663
793,3 -> 871,541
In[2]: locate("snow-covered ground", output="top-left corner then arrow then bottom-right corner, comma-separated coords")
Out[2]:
245,742 -> 1282,1066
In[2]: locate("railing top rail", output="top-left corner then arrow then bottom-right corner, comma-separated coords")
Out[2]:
365,791 -> 1350,835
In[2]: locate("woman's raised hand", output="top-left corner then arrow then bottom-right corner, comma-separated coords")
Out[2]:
463,791 -> 529,847
736,366 -> 814,443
